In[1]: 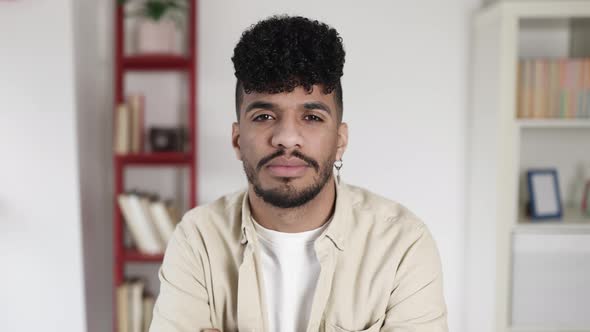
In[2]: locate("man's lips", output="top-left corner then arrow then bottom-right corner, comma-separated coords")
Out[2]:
265,157 -> 309,177
266,165 -> 309,177
266,157 -> 309,167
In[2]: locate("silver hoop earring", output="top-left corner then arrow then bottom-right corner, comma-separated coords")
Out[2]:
334,159 -> 343,184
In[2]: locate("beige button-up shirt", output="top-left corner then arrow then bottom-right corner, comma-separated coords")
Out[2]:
149,179 -> 448,332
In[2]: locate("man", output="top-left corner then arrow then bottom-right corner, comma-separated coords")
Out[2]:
149,15 -> 448,332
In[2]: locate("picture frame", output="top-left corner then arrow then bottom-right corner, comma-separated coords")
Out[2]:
526,169 -> 563,220
583,180 -> 590,216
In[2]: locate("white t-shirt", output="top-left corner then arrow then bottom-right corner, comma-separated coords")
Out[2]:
252,216 -> 331,332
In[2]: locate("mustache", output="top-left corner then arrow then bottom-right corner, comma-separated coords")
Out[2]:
256,150 -> 320,172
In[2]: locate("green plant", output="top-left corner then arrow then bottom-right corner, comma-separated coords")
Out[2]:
118,0 -> 187,23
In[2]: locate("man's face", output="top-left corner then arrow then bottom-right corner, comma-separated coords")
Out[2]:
232,85 -> 348,209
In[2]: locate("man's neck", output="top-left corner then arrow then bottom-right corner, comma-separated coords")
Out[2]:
247,178 -> 336,233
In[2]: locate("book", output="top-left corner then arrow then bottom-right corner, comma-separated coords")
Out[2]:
142,295 -> 155,332
517,59 -> 526,118
584,59 -> 590,118
129,280 -> 145,332
165,199 -> 181,226
149,200 -> 176,246
524,60 -> 533,118
116,283 -> 130,332
138,195 -> 166,248
533,59 -> 543,118
548,61 -> 558,118
114,104 -> 131,154
118,194 -> 164,254
128,94 -> 145,154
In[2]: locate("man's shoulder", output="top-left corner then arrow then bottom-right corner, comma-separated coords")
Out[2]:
343,183 -> 426,234
175,188 -> 246,234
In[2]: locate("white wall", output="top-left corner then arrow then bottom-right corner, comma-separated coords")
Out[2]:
0,1 -> 87,332
198,1 -> 481,331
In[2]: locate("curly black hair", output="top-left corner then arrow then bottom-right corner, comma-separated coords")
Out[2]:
232,15 -> 345,122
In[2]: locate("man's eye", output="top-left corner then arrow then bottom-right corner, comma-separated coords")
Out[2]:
304,114 -> 323,122
253,114 -> 274,121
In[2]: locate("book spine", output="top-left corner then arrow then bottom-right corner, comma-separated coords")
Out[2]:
127,94 -> 145,154
549,60 -> 558,118
584,59 -> 590,118
138,196 -> 166,249
541,60 -> 551,118
142,296 -> 155,332
517,60 -> 524,118
527,60 -> 534,118
546,60 -> 553,118
559,59 -> 567,118
533,59 -> 540,118
131,281 -> 145,332
117,283 -> 130,332
568,60 -> 576,118
577,60 -> 583,118
139,95 -> 145,153
114,104 -> 131,154
150,201 -> 176,245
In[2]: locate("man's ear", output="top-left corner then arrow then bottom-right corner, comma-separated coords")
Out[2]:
335,122 -> 348,161
231,122 -> 242,161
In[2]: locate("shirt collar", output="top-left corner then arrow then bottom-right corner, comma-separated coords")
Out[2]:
239,177 -> 352,251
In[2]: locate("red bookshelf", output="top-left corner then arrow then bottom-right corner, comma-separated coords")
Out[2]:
115,152 -> 192,165
123,55 -> 191,71
124,250 -> 165,263
113,1 -> 198,331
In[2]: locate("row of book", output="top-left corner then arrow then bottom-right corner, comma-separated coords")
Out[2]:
118,191 -> 180,254
517,58 -> 590,119
114,94 -> 145,154
117,278 -> 155,332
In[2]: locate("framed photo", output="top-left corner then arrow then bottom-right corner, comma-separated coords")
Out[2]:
526,169 -> 563,220
583,180 -> 590,216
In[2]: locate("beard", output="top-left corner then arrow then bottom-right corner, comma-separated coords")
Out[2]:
242,149 -> 335,209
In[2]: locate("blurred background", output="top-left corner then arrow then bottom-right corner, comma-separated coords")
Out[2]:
1,1 -> 590,332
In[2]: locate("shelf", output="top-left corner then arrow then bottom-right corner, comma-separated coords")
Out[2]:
115,152 -> 192,166
122,55 -> 191,71
517,119 -> 590,129
124,250 -> 164,263
510,326 -> 590,332
514,207 -> 590,233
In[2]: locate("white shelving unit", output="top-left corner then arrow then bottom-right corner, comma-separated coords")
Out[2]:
467,2 -> 590,332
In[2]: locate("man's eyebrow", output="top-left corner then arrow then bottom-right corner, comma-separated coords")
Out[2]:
243,100 -> 333,116
303,102 -> 332,116
244,101 -> 277,114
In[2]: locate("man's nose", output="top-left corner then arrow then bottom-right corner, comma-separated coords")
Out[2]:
270,117 -> 303,150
